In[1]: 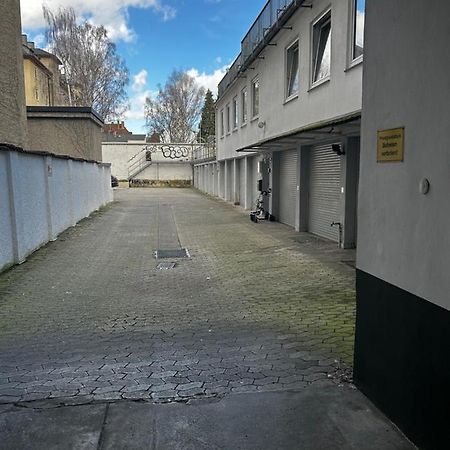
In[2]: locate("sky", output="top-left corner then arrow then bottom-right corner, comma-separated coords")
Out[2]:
20,0 -> 266,134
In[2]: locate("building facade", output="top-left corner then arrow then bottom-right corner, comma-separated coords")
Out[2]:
22,35 -> 65,107
354,1 -> 450,448
194,0 -> 364,248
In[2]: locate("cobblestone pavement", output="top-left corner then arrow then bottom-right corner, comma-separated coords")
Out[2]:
0,189 -> 355,405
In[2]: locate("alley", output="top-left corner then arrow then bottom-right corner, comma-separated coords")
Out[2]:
0,189 -> 357,404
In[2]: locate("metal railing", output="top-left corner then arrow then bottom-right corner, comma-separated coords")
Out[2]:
127,142 -> 217,180
218,0 -> 301,98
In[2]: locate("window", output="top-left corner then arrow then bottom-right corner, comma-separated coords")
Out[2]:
226,104 -> 231,133
352,0 -> 365,60
252,78 -> 259,118
232,97 -> 238,129
286,40 -> 299,98
312,11 -> 331,84
220,109 -> 224,137
241,87 -> 248,124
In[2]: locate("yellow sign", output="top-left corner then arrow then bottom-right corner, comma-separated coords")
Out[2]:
377,127 -> 404,162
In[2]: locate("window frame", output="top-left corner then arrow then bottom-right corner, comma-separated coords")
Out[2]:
311,9 -> 332,87
285,38 -> 300,101
226,103 -> 231,134
220,109 -> 224,138
241,87 -> 248,126
232,96 -> 238,130
349,0 -> 364,67
251,77 -> 260,119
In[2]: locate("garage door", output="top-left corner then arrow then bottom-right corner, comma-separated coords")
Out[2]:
278,149 -> 298,227
308,144 -> 341,241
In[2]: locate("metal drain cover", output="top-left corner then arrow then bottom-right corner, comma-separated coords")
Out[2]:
157,262 -> 176,270
155,248 -> 189,259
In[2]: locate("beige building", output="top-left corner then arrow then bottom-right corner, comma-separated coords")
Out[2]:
22,35 -> 65,107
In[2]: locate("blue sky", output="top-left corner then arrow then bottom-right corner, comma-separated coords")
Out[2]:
20,0 -> 266,133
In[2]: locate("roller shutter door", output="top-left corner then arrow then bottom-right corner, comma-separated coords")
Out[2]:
278,150 -> 298,227
239,159 -> 246,206
308,144 -> 341,241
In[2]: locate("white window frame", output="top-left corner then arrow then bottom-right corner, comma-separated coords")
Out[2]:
226,103 -> 231,134
311,9 -> 332,88
241,87 -> 248,126
220,109 -> 224,138
251,77 -> 260,119
285,38 -> 300,101
348,0 -> 364,68
232,96 -> 238,130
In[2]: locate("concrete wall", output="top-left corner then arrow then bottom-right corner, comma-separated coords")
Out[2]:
0,145 -> 112,273
357,0 -> 450,312
27,107 -> 103,161
216,0 -> 362,161
102,142 -> 192,182
0,0 -> 27,147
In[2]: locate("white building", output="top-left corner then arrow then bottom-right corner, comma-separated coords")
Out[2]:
194,0 -> 364,248
354,1 -> 450,448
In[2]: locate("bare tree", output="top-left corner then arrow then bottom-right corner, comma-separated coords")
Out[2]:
145,70 -> 205,143
44,6 -> 129,121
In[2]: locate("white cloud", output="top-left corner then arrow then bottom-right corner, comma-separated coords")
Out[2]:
125,89 -> 153,121
20,0 -> 176,42
132,69 -> 148,92
186,66 -> 228,97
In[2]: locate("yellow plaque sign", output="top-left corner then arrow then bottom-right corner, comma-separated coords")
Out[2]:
377,127 -> 404,162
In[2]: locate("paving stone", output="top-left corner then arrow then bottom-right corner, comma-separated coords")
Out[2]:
0,189 -> 356,404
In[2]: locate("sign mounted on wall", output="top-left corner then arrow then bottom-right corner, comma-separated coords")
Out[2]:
377,127 -> 404,162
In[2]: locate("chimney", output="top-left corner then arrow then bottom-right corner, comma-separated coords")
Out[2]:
21,34 -> 27,45
28,42 -> 35,49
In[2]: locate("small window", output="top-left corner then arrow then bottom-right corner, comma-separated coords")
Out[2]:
352,0 -> 365,60
232,97 -> 238,129
252,78 -> 259,118
241,87 -> 248,124
312,11 -> 331,84
286,40 -> 299,98
226,104 -> 231,133
220,109 -> 224,137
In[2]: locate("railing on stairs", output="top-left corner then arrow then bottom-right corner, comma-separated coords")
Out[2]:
127,142 -> 217,180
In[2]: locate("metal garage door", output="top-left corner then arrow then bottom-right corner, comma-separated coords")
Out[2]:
278,149 -> 298,227
308,144 -> 341,241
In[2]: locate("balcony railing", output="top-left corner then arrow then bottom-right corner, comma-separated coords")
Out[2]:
218,0 -> 302,98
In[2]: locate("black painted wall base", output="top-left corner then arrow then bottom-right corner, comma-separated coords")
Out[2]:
354,270 -> 450,449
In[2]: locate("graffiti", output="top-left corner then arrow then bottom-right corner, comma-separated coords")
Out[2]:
144,145 -> 190,160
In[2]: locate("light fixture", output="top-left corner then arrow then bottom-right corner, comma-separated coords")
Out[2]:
331,143 -> 345,156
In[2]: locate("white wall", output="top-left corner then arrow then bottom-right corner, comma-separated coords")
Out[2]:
216,0 -> 362,161
138,162 -> 192,181
0,147 -> 112,272
357,0 -> 450,311
102,142 -> 192,181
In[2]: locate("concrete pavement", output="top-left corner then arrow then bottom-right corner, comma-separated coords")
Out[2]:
0,188 -> 413,448
0,386 -> 413,450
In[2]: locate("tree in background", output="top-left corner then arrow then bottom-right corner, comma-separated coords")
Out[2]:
145,70 -> 205,143
198,89 -> 215,143
43,6 -> 129,121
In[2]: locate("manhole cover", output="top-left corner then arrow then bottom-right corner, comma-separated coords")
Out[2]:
157,262 -> 176,270
156,248 -> 190,259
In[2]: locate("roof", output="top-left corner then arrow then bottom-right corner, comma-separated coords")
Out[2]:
33,48 -> 62,65
236,111 -> 362,153
22,45 -> 53,77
